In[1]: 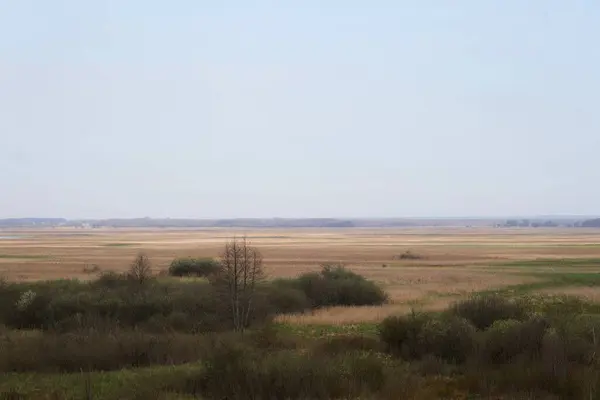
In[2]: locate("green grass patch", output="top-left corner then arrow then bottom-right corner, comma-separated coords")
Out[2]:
102,243 -> 140,247
539,272 -> 600,286
495,258 -> 600,269
275,322 -> 379,338
0,364 -> 203,400
480,272 -> 600,297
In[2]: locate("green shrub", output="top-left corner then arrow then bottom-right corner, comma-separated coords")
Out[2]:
541,314 -> 600,365
480,316 -> 549,364
0,277 -> 239,333
193,339 -> 386,400
0,280 -> 21,324
462,359 -> 598,400
1,280 -> 92,330
450,294 -> 528,330
264,283 -> 310,314
244,324 -> 301,351
379,312 -> 431,359
0,264 -> 386,333
92,271 -> 130,289
168,258 -> 219,278
379,313 -> 476,363
282,264 -> 388,308
562,314 -> 600,344
418,316 -> 477,363
0,331 -> 208,373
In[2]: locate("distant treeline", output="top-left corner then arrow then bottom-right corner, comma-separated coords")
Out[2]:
0,218 -> 67,228
582,218 -> 600,228
0,217 -> 419,228
500,218 -> 600,228
84,218 -> 360,228
1,217 -> 598,229
503,219 -> 561,228
0,217 -> 363,228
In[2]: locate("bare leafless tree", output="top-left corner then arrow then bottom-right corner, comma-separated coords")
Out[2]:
128,253 -> 152,284
211,237 -> 265,332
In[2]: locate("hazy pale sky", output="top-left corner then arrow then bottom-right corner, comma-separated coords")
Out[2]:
1,1 -> 599,219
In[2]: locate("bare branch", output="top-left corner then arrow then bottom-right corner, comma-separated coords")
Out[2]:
211,237 -> 265,332
127,253 -> 152,285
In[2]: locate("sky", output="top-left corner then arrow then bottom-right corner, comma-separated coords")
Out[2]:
1,1 -> 599,219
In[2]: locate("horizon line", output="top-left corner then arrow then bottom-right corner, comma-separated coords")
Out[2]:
1,215 -> 598,221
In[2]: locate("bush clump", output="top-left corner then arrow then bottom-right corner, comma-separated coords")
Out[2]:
480,316 -> 549,364
0,275 -> 236,333
168,258 -> 219,278
379,312 -> 431,359
418,316 -> 478,363
450,294 -> 528,330
541,314 -> 600,365
264,284 -> 311,314
0,330 -> 208,373
193,339 -> 386,400
279,264 -> 388,308
380,313 -> 477,363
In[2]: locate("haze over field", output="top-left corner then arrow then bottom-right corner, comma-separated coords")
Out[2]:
1,2 -> 599,219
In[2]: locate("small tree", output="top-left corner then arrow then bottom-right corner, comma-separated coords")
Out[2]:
128,253 -> 152,285
211,237 -> 265,332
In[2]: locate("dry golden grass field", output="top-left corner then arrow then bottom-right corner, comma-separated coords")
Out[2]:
1,227 -> 600,323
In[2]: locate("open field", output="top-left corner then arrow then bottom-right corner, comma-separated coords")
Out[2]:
2,228 -> 600,399
1,227 -> 600,324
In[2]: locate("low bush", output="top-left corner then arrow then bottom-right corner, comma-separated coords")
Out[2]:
379,312 -> 431,359
480,316 -> 549,364
0,277 -> 236,333
92,271 -> 131,289
0,330 -> 208,373
264,283 -> 311,314
563,314 -> 600,346
168,257 -> 219,278
418,316 -> 478,363
462,359 -> 598,400
0,259 -> 386,335
244,324 -> 301,350
191,339 -> 386,400
449,294 -> 528,330
541,314 -> 600,365
280,264 -> 388,308
6,282 -> 600,399
380,313 -> 477,363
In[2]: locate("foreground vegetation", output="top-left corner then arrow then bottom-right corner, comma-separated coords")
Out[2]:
2,240 -> 600,399
4,292 -> 600,399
